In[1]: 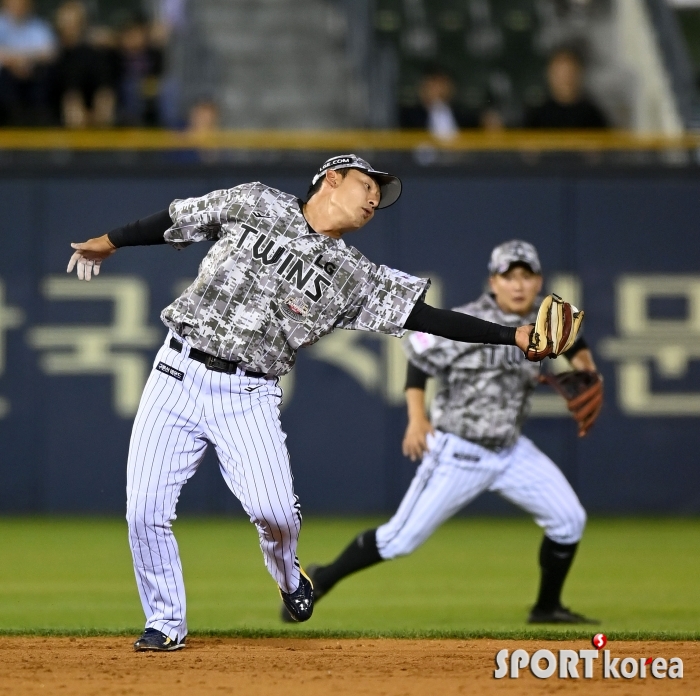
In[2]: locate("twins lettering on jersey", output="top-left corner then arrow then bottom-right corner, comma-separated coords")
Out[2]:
238,223 -> 334,303
483,344 -> 525,368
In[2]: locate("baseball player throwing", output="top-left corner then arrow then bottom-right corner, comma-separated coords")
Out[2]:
282,241 -> 601,624
67,156 -> 544,650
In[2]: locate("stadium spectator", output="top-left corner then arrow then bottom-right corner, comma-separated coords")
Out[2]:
117,13 -> 163,126
150,0 -> 188,45
399,68 -> 479,139
166,99 -> 220,164
149,0 -> 189,127
49,1 -> 115,128
525,49 -> 608,129
0,0 -> 55,125
188,99 -> 218,134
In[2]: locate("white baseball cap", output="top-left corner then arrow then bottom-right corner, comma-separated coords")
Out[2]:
312,154 -> 402,209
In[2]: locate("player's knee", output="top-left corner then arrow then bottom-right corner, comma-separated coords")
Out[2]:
126,496 -> 173,534
249,503 -> 300,543
125,500 -> 144,531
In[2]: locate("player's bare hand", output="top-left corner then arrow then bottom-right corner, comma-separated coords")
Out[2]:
67,234 -> 116,281
402,417 -> 434,462
515,324 -> 541,361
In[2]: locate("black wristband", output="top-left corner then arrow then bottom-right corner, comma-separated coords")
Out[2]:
405,361 -> 429,390
107,209 -> 172,248
494,324 -> 518,345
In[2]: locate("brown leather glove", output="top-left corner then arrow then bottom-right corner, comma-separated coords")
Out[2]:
526,294 -> 585,361
542,371 -> 603,437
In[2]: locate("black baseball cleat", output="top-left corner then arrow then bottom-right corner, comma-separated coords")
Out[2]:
133,628 -> 186,651
279,567 -> 315,622
527,605 -> 600,625
280,564 -> 324,623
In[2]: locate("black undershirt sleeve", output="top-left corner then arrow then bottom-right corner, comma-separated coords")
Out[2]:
106,209 -> 173,248
405,361 -> 429,391
403,314 -> 587,391
404,301 -> 517,346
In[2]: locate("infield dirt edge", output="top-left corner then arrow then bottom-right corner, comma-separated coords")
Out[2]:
0,627 -> 698,640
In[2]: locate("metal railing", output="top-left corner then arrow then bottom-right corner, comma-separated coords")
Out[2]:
0,128 -> 698,150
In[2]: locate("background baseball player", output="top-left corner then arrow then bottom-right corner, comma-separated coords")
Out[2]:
66,156 -> 542,651
283,241 -> 602,625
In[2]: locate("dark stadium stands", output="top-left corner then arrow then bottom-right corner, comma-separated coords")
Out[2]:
34,0 -> 144,27
675,5 -> 700,93
373,0 -> 613,126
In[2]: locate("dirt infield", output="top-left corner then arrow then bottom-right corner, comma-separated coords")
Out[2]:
0,637 -> 695,695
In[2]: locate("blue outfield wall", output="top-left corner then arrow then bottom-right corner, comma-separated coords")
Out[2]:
0,167 -> 699,515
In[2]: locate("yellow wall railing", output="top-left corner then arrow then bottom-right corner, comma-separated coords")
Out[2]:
0,129 -> 698,151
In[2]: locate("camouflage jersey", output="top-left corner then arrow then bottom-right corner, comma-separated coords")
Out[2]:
404,293 -> 541,451
161,182 -> 429,376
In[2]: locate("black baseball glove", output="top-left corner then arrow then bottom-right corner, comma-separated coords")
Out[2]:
542,371 -> 603,437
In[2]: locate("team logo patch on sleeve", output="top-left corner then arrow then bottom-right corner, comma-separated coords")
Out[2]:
156,362 -> 184,381
409,332 -> 436,354
279,296 -> 309,322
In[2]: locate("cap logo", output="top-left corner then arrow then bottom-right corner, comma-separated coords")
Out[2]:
320,156 -> 353,172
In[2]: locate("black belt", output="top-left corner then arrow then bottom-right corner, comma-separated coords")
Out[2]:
169,337 -> 266,378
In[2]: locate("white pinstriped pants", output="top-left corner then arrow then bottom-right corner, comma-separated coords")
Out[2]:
376,431 -> 586,560
126,333 -> 301,641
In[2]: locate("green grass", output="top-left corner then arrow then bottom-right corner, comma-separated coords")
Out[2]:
0,517 -> 698,638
